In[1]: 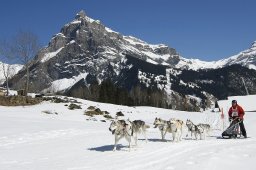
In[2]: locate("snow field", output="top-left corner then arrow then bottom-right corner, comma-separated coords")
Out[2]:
0,98 -> 255,170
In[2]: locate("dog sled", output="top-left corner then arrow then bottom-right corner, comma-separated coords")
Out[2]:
221,117 -> 241,139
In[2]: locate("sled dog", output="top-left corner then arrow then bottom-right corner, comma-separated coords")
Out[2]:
131,120 -> 149,145
167,118 -> 184,142
153,117 -> 169,140
109,119 -> 133,151
186,119 -> 205,140
153,117 -> 183,142
197,123 -> 211,136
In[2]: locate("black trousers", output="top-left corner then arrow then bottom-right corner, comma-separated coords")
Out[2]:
239,120 -> 247,137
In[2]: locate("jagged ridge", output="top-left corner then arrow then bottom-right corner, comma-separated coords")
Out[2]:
7,10 -> 256,110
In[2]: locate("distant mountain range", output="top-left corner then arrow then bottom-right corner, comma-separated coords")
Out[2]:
3,10 -> 256,110
177,41 -> 256,70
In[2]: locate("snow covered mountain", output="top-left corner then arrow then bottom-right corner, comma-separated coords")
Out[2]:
221,41 -> 256,69
10,11 -> 177,89
176,41 -> 256,70
8,10 -> 256,110
0,61 -> 23,85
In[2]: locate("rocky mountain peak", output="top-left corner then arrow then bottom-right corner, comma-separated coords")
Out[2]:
8,10 -> 256,111
252,41 -> 256,48
75,10 -> 86,19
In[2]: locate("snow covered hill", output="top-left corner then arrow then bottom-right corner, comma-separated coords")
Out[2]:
0,61 -> 23,85
218,95 -> 256,114
0,96 -> 255,170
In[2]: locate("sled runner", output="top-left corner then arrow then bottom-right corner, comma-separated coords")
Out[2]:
222,118 -> 242,139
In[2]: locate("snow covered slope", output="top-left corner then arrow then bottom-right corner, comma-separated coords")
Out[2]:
218,95 -> 256,115
177,41 -> 256,70
0,96 -> 255,170
0,61 -> 23,85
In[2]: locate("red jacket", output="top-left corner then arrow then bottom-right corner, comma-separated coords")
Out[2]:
228,104 -> 245,120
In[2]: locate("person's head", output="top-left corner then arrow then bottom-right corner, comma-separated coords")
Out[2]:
232,100 -> 237,107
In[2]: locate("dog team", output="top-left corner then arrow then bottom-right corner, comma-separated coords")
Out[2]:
109,118 -> 211,151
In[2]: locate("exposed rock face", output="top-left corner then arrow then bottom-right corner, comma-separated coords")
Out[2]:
7,11 -> 256,110
9,11 -> 179,92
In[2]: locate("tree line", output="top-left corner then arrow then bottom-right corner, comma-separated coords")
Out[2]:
66,79 -> 204,111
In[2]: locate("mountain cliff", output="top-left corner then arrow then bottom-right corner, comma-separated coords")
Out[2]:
8,10 -> 256,110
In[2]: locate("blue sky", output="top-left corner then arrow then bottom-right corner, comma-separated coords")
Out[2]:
0,0 -> 255,63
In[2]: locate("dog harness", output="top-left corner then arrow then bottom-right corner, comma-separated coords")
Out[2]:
187,122 -> 195,132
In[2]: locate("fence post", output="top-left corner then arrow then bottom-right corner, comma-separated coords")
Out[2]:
221,108 -> 224,131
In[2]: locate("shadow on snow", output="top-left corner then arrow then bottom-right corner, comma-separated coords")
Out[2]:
88,138 -> 169,152
88,144 -> 126,152
138,138 -> 172,142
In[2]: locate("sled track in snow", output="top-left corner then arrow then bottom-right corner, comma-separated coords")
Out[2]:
87,129 -> 255,170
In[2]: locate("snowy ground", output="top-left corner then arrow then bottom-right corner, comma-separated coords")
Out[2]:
218,95 -> 256,113
0,97 -> 255,170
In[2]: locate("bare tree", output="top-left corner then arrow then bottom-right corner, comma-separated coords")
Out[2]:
0,40 -> 15,96
13,31 -> 40,95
